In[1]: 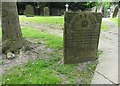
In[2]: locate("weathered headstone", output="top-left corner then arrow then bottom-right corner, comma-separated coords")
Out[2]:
117,8 -> 120,17
110,5 -> 114,18
112,5 -> 119,18
91,6 -> 97,12
44,7 -> 49,16
24,5 -> 34,17
97,6 -> 103,13
64,12 -> 102,64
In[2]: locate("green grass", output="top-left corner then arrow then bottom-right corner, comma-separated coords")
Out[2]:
3,54 -> 75,84
3,59 -> 61,84
101,21 -> 109,31
3,27 -> 99,84
22,27 -> 63,50
19,16 -> 64,24
110,18 -> 120,27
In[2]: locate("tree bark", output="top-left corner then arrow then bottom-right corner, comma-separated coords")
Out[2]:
2,2 -> 27,54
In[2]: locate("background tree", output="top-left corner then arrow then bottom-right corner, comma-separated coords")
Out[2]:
17,2 -> 97,15
2,2 -> 28,54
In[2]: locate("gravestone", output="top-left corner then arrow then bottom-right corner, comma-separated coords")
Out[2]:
104,9 -> 110,18
117,8 -> 120,17
64,12 -> 102,64
110,5 -> 114,18
44,7 -> 49,16
24,5 -> 34,17
112,5 -> 119,18
97,6 -> 103,13
91,6 -> 97,12
0,1 -> 1,18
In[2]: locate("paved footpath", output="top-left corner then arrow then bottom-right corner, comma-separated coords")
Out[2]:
91,18 -> 119,85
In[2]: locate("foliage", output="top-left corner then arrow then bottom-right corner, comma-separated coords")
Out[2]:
17,2 -> 97,13
95,2 -> 112,13
67,2 -> 96,11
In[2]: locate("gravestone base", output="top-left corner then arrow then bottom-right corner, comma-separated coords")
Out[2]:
64,12 -> 102,64
26,14 -> 34,17
64,50 -> 98,64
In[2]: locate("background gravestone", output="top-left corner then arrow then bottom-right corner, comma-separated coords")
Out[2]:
24,5 -> 34,17
64,12 -> 102,64
0,1 -> 1,18
44,7 -> 49,16
97,6 -> 104,13
110,5 -> 115,18
117,8 -> 120,17
97,6 -> 104,17
112,5 -> 119,18
91,6 -> 97,12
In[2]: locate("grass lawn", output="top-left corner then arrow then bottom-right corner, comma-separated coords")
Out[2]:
22,27 -> 63,50
110,18 -> 120,27
19,16 -> 64,24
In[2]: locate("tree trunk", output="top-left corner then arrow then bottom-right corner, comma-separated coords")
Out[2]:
2,2 -> 27,54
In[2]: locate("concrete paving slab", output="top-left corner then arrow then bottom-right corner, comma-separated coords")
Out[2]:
91,18 -> 118,84
91,71 -> 113,84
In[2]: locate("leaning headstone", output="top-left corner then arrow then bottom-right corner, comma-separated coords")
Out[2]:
91,6 -> 97,12
44,7 -> 49,16
117,8 -> 120,17
64,12 -> 102,64
112,5 -> 119,18
24,5 -> 34,17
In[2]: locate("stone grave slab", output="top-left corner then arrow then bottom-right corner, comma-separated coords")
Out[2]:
117,8 -> 120,17
44,7 -> 49,16
24,5 -> 34,17
64,12 -> 102,64
97,6 -> 103,13
91,6 -> 97,12
112,5 -> 119,18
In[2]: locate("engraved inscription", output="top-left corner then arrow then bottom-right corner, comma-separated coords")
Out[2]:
81,21 -> 88,27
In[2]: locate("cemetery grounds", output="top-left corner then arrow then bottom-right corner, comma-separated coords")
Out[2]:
0,16 -> 119,84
